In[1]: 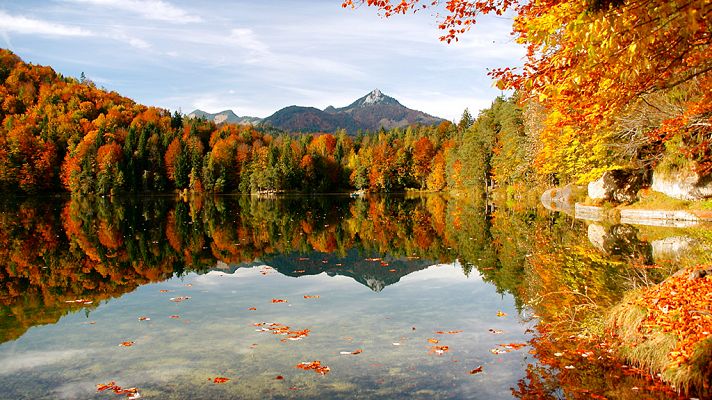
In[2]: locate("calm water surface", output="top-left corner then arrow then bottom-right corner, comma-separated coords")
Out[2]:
0,194 -> 707,399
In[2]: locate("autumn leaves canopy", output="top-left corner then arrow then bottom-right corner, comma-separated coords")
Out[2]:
345,0 -> 711,182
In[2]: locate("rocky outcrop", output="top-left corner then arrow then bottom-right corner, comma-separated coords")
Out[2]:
651,168 -> 712,200
588,170 -> 650,204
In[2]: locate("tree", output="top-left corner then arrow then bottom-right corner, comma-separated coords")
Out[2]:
343,0 -> 712,181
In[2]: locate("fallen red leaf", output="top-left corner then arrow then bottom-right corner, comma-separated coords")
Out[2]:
429,345 -> 450,355
470,365 -> 484,375
271,298 -> 287,303
248,307 -> 257,310
427,338 -> 440,344
296,361 -> 330,375
213,377 -> 230,384
275,375 -> 284,380
119,341 -> 134,347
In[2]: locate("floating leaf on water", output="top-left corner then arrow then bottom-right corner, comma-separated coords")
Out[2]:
138,316 -> 150,321
296,361 -> 330,375
169,315 -> 180,319
303,295 -> 320,299
169,296 -> 191,303
488,329 -> 504,334
213,377 -> 230,384
340,349 -> 363,355
427,338 -> 440,344
248,307 -> 257,311
496,311 -> 507,317
159,290 -> 171,293
429,345 -> 450,355
469,365 -> 484,375
119,341 -> 134,347
271,299 -> 287,303
435,330 -> 463,335
97,381 -> 117,392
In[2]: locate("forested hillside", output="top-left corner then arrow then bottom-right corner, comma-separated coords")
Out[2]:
0,49 -> 535,195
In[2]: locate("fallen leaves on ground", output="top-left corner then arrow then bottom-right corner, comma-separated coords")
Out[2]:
296,361 -> 330,375
625,265 -> 712,367
254,322 -> 310,341
212,377 -> 230,384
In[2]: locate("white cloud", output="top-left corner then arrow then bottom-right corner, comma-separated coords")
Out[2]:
0,11 -> 92,37
228,28 -> 267,54
0,349 -> 89,375
69,0 -> 202,23
107,31 -> 152,49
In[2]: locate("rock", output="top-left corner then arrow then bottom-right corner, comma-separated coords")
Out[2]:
651,236 -> 696,262
587,223 -> 653,261
689,268 -> 712,280
541,184 -> 586,216
652,168 -> 712,200
588,170 -> 650,204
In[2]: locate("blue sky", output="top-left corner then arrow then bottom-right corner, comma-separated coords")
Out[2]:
0,0 -> 523,120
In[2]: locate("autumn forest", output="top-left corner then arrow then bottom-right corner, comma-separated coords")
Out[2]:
0,0 -> 711,398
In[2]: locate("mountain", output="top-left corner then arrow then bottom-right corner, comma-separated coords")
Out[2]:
211,248 -> 437,292
262,89 -> 445,134
187,109 -> 261,125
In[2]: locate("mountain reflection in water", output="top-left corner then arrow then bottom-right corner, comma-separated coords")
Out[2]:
0,194 -> 706,399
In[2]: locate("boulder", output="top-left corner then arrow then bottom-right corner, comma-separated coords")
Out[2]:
651,236 -> 696,262
540,184 -> 586,216
587,223 -> 653,261
588,170 -> 649,204
652,168 -> 712,200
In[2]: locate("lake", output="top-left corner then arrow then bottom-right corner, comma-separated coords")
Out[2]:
0,194 -> 704,399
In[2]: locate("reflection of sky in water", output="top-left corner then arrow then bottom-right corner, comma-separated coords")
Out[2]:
0,263 -> 534,399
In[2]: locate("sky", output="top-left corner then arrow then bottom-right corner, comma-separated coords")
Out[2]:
0,0 -> 524,121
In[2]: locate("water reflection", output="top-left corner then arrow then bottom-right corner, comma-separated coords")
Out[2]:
0,194 -> 708,398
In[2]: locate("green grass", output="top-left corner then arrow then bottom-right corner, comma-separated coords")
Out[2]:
626,190 -> 712,211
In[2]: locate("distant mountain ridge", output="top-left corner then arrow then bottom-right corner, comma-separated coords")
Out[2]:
187,109 -> 261,125
187,89 -> 445,134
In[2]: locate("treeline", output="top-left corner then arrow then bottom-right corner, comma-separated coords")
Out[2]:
0,49 -> 537,195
